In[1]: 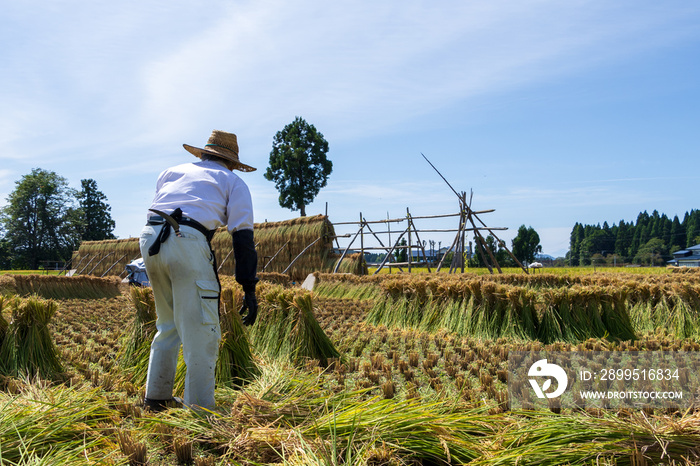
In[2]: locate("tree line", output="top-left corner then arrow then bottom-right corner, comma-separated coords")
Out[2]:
0,168 -> 116,270
568,209 -> 700,266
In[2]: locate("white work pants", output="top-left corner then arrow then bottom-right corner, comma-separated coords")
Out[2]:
139,224 -> 221,410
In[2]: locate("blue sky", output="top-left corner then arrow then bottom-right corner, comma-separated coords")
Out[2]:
2,1 -> 699,258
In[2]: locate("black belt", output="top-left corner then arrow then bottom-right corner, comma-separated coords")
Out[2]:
148,215 -> 215,242
147,209 -> 216,257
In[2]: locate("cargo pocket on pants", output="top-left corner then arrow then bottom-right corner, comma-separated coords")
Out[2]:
196,280 -> 220,325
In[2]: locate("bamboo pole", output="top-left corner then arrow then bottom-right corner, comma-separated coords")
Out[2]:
101,253 -> 128,277
475,228 -> 501,273
407,209 -> 431,273
472,230 -> 493,274
58,257 -> 73,276
333,224 -> 365,273
363,219 -> 404,272
372,228 -> 409,275
284,236 -> 324,275
448,197 -> 468,274
387,212 -> 392,273
330,209 -> 494,225
88,252 -> 114,275
407,209 -> 412,273
436,209 -> 463,273
360,213 -> 365,275
69,254 -> 91,276
218,249 -> 234,272
76,254 -> 97,276
262,240 -> 290,271
436,232 -> 459,273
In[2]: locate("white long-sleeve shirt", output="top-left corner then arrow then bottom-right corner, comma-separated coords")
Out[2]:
148,159 -> 254,233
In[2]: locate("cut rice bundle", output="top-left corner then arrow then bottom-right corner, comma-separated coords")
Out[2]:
218,287 -> 259,386
249,286 -> 341,367
0,295 -> 63,379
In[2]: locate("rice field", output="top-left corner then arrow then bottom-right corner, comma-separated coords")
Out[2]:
1,268 -> 700,465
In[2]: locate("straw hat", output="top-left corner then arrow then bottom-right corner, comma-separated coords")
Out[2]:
183,130 -> 256,172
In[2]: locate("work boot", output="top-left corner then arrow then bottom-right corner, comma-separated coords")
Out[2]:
143,396 -> 184,412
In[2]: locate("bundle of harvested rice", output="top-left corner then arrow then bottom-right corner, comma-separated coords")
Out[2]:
0,295 -> 63,379
312,276 -> 381,300
218,287 -> 259,386
307,396 -> 491,465
119,286 -> 157,373
0,274 -> 16,294
249,286 -> 341,366
9,274 -> 122,299
71,237 -> 141,277
0,296 -> 8,367
289,292 -> 341,366
214,215 -> 341,281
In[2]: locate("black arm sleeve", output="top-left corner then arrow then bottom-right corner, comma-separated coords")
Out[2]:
232,229 -> 258,293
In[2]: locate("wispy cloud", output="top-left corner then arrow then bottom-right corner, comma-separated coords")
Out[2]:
133,1 -> 700,148
3,0 -> 697,168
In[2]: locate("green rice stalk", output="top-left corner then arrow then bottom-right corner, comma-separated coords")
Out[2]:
418,296 -> 444,333
628,299 -> 656,335
307,397 -> 495,465
482,410 -> 700,465
666,295 -> 696,339
0,295 -> 8,346
0,384 -> 117,464
248,288 -> 296,359
536,290 -> 565,344
440,297 -> 468,335
599,288 -> 636,341
312,281 -> 381,301
0,295 -> 11,376
500,287 -> 537,341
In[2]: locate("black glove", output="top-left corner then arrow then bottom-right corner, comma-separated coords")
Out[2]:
239,291 -> 258,326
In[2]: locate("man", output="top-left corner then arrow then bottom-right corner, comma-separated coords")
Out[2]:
139,130 -> 258,411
